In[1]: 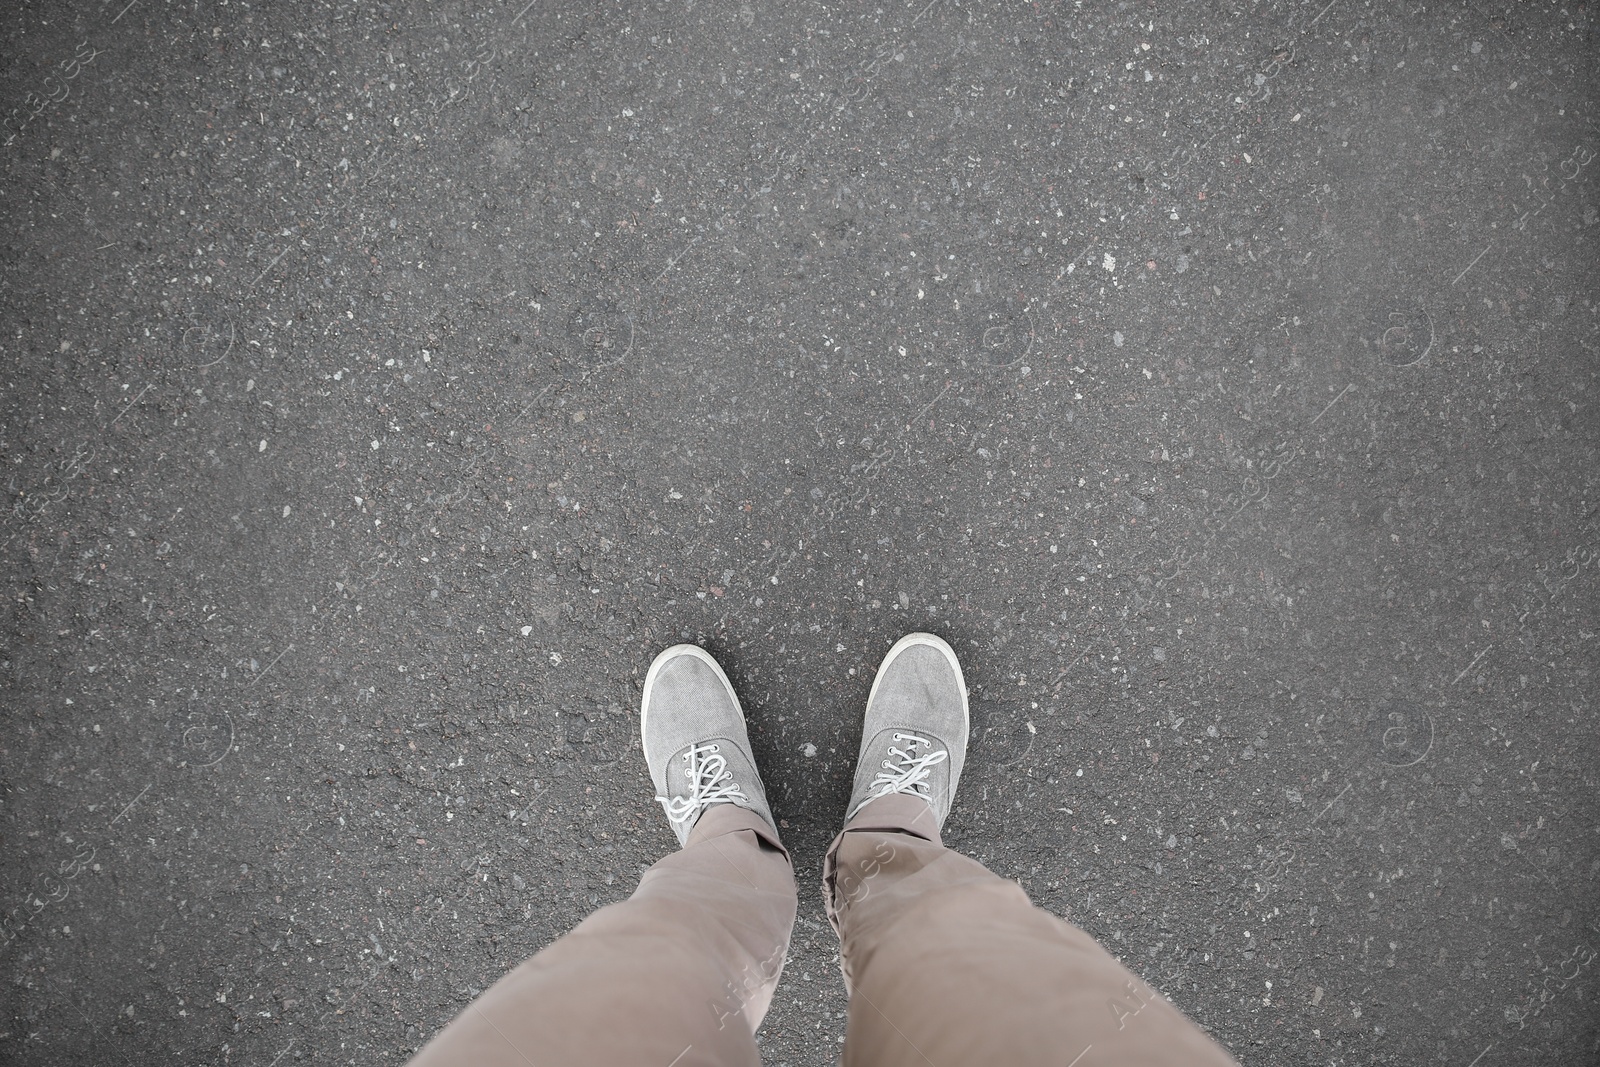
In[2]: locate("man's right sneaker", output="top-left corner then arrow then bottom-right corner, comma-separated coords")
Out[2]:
641,644 -> 777,847
844,632 -> 969,828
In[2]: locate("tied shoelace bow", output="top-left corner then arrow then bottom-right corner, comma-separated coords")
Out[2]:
853,732 -> 949,815
656,742 -> 750,827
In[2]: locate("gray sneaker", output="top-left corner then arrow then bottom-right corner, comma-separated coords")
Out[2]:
845,632 -> 969,827
641,644 -> 776,847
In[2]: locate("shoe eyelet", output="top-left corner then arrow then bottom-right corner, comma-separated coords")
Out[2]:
882,760 -> 892,768
709,743 -> 720,752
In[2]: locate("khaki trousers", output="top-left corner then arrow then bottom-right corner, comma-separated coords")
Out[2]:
407,797 -> 1237,1066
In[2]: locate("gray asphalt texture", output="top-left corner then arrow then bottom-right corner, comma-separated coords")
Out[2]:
2,0 -> 1597,1064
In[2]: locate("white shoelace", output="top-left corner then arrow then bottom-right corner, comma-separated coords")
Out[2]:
656,742 -> 749,828
852,732 -> 948,816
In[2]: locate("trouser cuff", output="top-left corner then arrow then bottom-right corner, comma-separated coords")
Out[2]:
687,801 -> 791,863
839,793 -> 942,844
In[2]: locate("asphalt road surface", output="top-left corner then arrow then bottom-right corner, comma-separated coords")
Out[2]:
2,1 -> 1596,1064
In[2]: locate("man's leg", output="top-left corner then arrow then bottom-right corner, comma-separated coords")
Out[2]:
827,633 -> 1238,1067
410,805 -> 793,1067
408,645 -> 796,1067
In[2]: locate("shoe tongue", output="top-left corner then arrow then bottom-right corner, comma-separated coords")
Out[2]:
667,740 -> 746,800
877,728 -> 939,758
666,741 -> 711,798
887,737 -> 948,796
